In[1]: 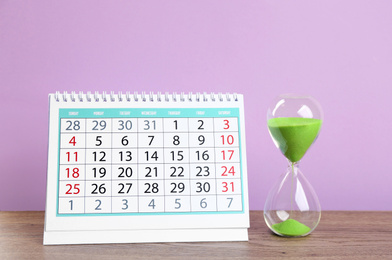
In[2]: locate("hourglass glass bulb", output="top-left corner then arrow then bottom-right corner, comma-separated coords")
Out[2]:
264,163 -> 321,237
267,94 -> 323,163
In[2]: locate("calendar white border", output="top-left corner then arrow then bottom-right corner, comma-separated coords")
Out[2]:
44,93 -> 249,244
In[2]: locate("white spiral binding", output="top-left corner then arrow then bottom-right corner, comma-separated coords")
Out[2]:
203,92 -> 208,102
53,92 -> 239,102
94,91 -> 100,102
210,92 -> 216,101
79,91 -> 84,102
87,92 -> 92,102
70,91 -> 75,102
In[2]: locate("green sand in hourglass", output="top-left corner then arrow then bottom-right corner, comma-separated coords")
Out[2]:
268,117 -> 322,163
267,117 -> 322,236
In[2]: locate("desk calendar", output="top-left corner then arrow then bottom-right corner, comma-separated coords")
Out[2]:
44,92 -> 249,245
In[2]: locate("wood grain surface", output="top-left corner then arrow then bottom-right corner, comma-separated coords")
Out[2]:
0,211 -> 391,259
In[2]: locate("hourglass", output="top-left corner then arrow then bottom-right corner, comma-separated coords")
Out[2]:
264,94 -> 323,237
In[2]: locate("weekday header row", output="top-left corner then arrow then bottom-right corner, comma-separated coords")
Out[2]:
59,108 -> 239,118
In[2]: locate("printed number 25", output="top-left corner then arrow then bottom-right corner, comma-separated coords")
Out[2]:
65,184 -> 80,194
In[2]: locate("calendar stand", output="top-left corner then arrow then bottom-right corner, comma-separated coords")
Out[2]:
44,228 -> 248,245
44,92 -> 249,245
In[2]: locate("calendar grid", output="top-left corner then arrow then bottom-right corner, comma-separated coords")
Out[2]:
187,118 -> 192,212
110,123 -> 113,213
136,121 -> 139,213
212,117 -> 218,211
57,109 -> 245,216
84,118 -> 87,214
162,118 -> 166,212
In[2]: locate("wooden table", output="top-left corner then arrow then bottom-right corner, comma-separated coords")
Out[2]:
0,211 -> 391,259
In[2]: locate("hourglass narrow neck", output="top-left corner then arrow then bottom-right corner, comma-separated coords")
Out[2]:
287,160 -> 300,168
287,160 -> 300,179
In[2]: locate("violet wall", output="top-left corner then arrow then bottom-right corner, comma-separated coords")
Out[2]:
1,1 -> 391,210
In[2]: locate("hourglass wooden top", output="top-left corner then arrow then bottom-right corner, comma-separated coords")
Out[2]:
268,117 -> 322,163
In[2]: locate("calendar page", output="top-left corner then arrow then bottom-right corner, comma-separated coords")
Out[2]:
44,92 -> 249,245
